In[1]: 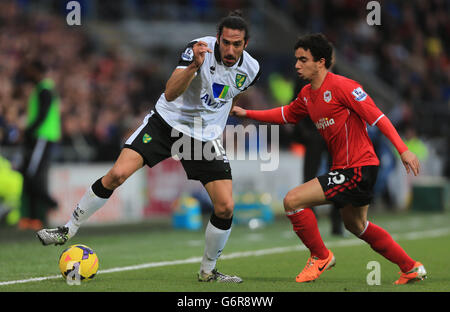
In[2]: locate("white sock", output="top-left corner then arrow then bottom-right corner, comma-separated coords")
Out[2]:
64,186 -> 108,239
200,220 -> 231,273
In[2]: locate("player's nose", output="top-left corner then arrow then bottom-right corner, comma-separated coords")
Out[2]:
226,46 -> 235,56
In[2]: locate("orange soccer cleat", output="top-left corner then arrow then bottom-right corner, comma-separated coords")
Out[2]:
394,261 -> 427,285
296,249 -> 336,283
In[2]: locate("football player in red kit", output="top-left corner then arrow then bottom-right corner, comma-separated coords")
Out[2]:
231,33 -> 426,284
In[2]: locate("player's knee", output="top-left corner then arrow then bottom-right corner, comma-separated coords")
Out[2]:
105,168 -> 129,189
283,191 -> 304,212
343,219 -> 365,236
214,199 -> 234,219
283,195 -> 292,212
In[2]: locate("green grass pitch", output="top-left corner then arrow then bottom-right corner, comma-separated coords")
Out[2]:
1,211 -> 449,293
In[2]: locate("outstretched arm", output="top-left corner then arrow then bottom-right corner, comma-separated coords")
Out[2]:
376,116 -> 420,176
230,94 -> 308,124
230,105 -> 247,117
230,105 -> 286,124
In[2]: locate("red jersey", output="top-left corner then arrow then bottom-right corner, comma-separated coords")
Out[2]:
282,72 -> 384,170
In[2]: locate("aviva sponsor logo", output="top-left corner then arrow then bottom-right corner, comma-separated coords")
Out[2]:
315,117 -> 335,130
142,133 -> 152,143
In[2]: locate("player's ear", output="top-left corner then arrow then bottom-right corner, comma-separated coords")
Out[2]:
319,57 -> 326,68
244,39 -> 249,49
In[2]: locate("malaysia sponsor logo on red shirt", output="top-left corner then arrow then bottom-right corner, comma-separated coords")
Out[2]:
315,117 -> 335,130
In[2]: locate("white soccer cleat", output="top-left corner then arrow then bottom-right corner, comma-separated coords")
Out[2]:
198,269 -> 243,283
36,226 -> 69,246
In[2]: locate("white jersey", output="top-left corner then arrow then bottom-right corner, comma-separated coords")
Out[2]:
155,36 -> 260,141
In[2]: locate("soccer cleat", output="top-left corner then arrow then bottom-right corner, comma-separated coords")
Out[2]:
394,261 -> 427,285
36,226 -> 69,246
295,249 -> 336,283
198,269 -> 243,283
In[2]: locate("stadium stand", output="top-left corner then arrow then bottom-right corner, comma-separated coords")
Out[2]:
0,0 -> 448,177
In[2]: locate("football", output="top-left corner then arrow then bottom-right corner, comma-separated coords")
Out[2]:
58,244 -> 99,282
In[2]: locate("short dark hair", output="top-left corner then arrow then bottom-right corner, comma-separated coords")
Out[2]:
294,33 -> 334,69
217,10 -> 250,42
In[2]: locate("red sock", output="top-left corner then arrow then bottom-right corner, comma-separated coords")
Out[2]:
286,208 -> 329,259
360,222 -> 415,272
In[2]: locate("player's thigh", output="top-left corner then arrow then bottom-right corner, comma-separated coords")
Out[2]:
283,177 -> 330,212
340,204 -> 369,235
203,179 -> 233,218
103,148 -> 144,188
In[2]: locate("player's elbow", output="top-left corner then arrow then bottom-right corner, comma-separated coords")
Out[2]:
164,80 -> 179,101
164,90 -> 178,102
164,83 -> 186,102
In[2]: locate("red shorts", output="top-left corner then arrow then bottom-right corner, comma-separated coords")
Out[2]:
317,166 -> 379,208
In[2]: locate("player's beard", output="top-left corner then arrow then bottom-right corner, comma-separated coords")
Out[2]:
223,55 -> 236,66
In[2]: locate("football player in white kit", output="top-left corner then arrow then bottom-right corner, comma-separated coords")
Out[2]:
37,11 -> 260,283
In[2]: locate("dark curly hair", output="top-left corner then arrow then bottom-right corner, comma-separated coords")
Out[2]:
295,33 -> 334,69
217,10 -> 250,42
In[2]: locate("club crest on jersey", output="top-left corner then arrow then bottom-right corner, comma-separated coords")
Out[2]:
352,87 -> 367,101
235,74 -> 247,88
324,90 -> 332,103
142,133 -> 152,143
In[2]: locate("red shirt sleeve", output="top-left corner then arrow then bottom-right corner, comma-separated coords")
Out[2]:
282,93 -> 309,123
245,107 -> 285,124
337,79 -> 408,155
337,81 -> 384,126
376,116 -> 409,155
246,90 -> 309,124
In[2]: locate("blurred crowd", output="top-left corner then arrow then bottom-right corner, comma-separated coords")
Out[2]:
0,0 -> 448,173
0,1 -> 166,162
95,0 -> 252,22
